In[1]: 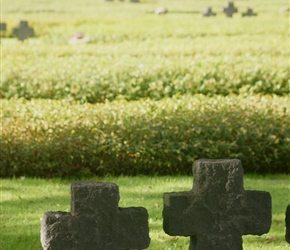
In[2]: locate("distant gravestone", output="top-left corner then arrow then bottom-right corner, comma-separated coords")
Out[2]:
155,7 -> 167,15
163,159 -> 272,250
279,6 -> 290,13
223,2 -> 238,17
68,32 -> 90,45
0,22 -> 6,31
201,7 -> 216,17
41,182 -> 150,250
286,205 -> 290,244
242,8 -> 257,17
12,20 -> 34,41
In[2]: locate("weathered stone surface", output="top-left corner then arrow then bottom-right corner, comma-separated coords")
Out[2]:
41,182 -> 150,250
286,204 -> 290,244
155,7 -> 168,15
0,22 -> 6,31
279,6 -> 290,13
12,20 -> 34,41
201,7 -> 216,17
242,8 -> 257,17
163,159 -> 272,250
68,32 -> 90,45
223,2 -> 238,17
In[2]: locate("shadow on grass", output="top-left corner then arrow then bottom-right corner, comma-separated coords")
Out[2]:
1,233 -> 42,250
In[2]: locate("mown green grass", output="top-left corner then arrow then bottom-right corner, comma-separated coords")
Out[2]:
1,0 -> 289,101
1,175 -> 289,249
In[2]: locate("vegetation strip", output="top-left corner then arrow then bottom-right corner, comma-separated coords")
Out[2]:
1,95 -> 289,177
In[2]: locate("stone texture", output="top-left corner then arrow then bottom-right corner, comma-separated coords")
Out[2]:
12,20 -> 34,41
201,7 -> 216,17
163,159 -> 272,250
155,7 -> 168,15
68,32 -> 90,45
223,2 -> 238,17
286,204 -> 290,244
0,22 -> 6,31
41,182 -> 150,250
242,8 -> 257,17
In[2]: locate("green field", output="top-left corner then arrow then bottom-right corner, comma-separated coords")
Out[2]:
2,0 -> 289,102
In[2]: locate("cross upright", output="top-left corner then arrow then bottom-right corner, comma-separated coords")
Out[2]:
0,22 -> 6,31
286,205 -> 290,243
242,8 -> 257,17
41,182 -> 150,250
202,7 -> 216,17
223,2 -> 238,17
12,20 -> 34,41
163,159 -> 272,250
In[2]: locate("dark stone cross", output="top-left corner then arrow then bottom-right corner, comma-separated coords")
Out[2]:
12,20 -> 34,41
201,7 -> 216,17
0,22 -> 6,31
286,204 -> 290,244
41,182 -> 150,250
223,2 -> 238,17
163,159 -> 272,250
242,8 -> 257,17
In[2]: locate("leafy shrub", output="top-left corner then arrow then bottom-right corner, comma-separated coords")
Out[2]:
1,60 -> 289,102
1,95 -> 289,177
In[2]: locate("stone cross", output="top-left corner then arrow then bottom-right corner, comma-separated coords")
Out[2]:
286,204 -> 290,244
223,2 -> 238,17
201,7 -> 216,17
163,159 -> 272,250
41,182 -> 150,250
0,22 -> 6,31
12,20 -> 34,41
242,8 -> 257,17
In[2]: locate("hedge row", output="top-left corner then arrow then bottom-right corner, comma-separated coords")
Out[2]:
1,63 -> 289,103
1,95 -> 289,178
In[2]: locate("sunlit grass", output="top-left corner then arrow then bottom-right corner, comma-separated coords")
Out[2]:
2,0 -> 289,101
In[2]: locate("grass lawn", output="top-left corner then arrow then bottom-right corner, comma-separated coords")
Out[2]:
1,175 -> 289,249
